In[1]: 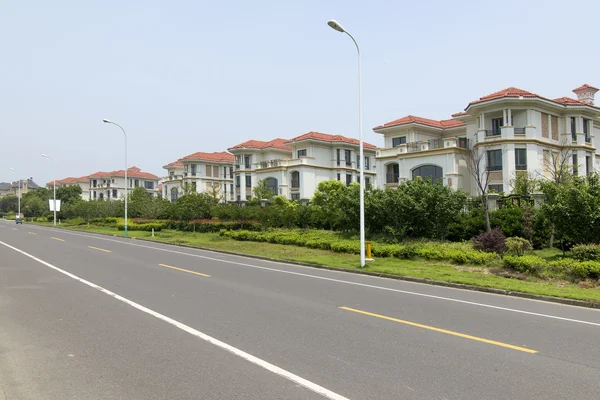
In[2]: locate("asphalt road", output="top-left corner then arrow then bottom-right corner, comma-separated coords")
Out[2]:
1,221 -> 600,399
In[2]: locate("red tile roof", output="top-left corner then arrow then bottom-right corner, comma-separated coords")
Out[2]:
229,138 -> 292,151
469,87 -> 539,105
163,160 -> 184,168
553,97 -> 590,106
573,84 -> 599,92
374,115 -> 465,131
451,111 -> 467,117
179,151 -> 234,163
88,167 -> 158,180
46,176 -> 88,186
286,131 -> 377,149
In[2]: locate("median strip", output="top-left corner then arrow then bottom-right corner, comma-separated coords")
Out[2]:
158,263 -> 210,278
339,306 -> 537,354
88,246 -> 112,253
51,237 -> 65,242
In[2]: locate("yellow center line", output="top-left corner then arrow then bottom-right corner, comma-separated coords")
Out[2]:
339,306 -> 537,354
88,246 -> 112,253
28,232 -> 37,235
158,264 -> 210,278
51,237 -> 65,242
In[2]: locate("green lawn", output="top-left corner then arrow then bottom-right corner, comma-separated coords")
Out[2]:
30,222 -> 600,303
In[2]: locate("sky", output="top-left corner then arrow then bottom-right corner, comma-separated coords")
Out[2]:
1,0 -> 599,186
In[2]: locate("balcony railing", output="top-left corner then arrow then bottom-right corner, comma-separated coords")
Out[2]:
235,164 -> 240,170
291,180 -> 300,189
586,136 -> 592,143
514,128 -> 526,135
257,159 -> 282,169
485,129 -> 501,137
386,173 -> 399,184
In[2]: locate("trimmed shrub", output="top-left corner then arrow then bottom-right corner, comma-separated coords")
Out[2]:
505,237 -> 533,257
117,223 -> 164,232
472,228 -> 507,255
571,244 -> 600,261
503,255 -> 545,274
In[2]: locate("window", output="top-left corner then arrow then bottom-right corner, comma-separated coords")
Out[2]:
191,164 -> 197,176
515,149 -> 527,170
291,193 -> 300,200
169,172 -> 174,179
171,188 -> 178,203
345,150 -> 352,166
244,155 -> 251,169
573,154 -> 578,175
346,174 -> 352,186
112,179 -> 115,184
213,166 -> 219,178
487,150 -> 503,171
191,182 -> 197,192
205,165 -> 212,177
93,180 -> 97,188
245,175 -> 251,188
412,165 -> 443,184
266,178 -> 278,197
93,191 -> 97,199
491,118 -> 502,135
489,184 -> 503,193
364,156 -> 370,171
144,181 -> 154,189
229,167 -> 233,178
337,173 -> 341,181
230,184 -> 233,196
356,155 -> 360,169
392,137 -> 406,147
113,189 -> 117,198
134,179 -> 140,187
584,118 -> 591,142
571,117 -> 577,141
587,156 -> 592,176
235,176 -> 240,187
291,171 -> 300,189
297,149 -> 307,158
387,164 -> 400,183
365,177 -> 371,189
336,149 -> 340,166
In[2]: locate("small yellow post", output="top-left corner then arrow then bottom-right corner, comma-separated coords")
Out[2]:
366,242 -> 372,259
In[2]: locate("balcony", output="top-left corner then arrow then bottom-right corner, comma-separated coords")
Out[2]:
235,164 -> 240,170
257,159 -> 282,169
377,137 -> 468,158
386,173 -> 399,184
485,129 -> 501,137
291,180 -> 300,189
586,136 -> 592,144
514,128 -> 526,135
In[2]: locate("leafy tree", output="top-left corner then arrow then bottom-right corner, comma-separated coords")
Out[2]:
173,193 -> 216,221
0,195 -> 18,213
311,180 -> 347,230
56,185 -> 83,204
128,187 -> 153,218
253,179 -> 274,200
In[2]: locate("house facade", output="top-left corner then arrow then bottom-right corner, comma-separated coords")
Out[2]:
374,84 -> 600,196
47,176 -> 90,200
88,166 -> 159,200
228,133 -> 377,202
162,151 -> 234,203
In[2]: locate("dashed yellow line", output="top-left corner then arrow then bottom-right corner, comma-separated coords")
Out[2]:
51,237 -> 65,242
339,306 -> 537,354
88,246 -> 112,253
28,232 -> 37,235
158,264 -> 210,278
12,228 -> 18,231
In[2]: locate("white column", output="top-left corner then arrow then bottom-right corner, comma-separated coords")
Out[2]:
240,172 -> 246,201
503,109 -> 507,126
507,109 -> 512,126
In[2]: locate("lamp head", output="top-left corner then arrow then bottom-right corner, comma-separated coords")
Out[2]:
102,119 -> 112,124
327,20 -> 345,33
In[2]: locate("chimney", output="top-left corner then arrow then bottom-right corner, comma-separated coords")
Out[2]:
572,84 -> 599,105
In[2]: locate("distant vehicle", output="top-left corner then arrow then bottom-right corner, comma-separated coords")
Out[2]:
15,216 -> 23,224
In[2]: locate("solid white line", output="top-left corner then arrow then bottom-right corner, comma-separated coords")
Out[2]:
22,225 -> 600,327
0,240 -> 349,400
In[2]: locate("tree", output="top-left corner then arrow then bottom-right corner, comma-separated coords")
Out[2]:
510,172 -> 538,197
463,144 -> 495,232
128,187 -> 152,218
253,179 -> 274,200
173,193 -> 216,221
0,195 -> 18,213
206,181 -> 223,202
311,180 -> 347,230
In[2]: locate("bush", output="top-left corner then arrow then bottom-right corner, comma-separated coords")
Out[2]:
505,237 -> 533,257
117,223 -> 164,232
472,228 -> 507,255
571,244 -> 600,261
503,255 -> 545,274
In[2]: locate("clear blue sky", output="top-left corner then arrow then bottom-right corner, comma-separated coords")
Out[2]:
2,0 -> 598,185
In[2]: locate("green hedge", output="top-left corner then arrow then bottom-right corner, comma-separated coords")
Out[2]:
164,220 -> 262,232
219,229 -> 498,265
91,217 -> 119,226
117,223 -> 164,232
571,245 -> 600,261
503,255 -> 600,281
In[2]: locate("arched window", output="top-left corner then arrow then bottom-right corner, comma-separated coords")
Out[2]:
290,171 -> 300,189
171,187 -> 178,203
412,165 -> 443,184
266,177 -> 278,196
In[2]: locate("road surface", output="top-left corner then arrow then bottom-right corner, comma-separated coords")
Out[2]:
1,220 -> 599,399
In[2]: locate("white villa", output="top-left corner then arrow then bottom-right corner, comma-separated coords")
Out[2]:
47,176 -> 90,200
374,84 -> 600,195
162,151 -> 234,202
228,132 -> 377,202
88,166 -> 159,200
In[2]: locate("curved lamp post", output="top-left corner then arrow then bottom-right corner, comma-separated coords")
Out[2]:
327,19 -> 366,267
102,119 -> 128,236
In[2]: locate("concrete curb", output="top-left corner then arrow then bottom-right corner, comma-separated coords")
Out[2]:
41,225 -> 600,310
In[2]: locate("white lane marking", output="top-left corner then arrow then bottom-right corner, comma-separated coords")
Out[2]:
0,240 -> 349,400
23,225 -> 600,327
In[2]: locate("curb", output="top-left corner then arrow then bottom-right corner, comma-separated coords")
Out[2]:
37,224 -> 600,310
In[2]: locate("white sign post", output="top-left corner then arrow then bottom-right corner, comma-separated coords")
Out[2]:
49,199 -> 62,212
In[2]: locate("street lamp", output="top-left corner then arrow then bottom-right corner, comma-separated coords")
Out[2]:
327,19 -> 366,267
41,154 -> 57,227
8,168 -> 21,218
103,119 -> 128,236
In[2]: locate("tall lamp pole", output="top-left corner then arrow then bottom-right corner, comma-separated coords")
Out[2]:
8,168 -> 21,218
327,19 -> 366,267
41,154 -> 57,227
103,119 -> 128,236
